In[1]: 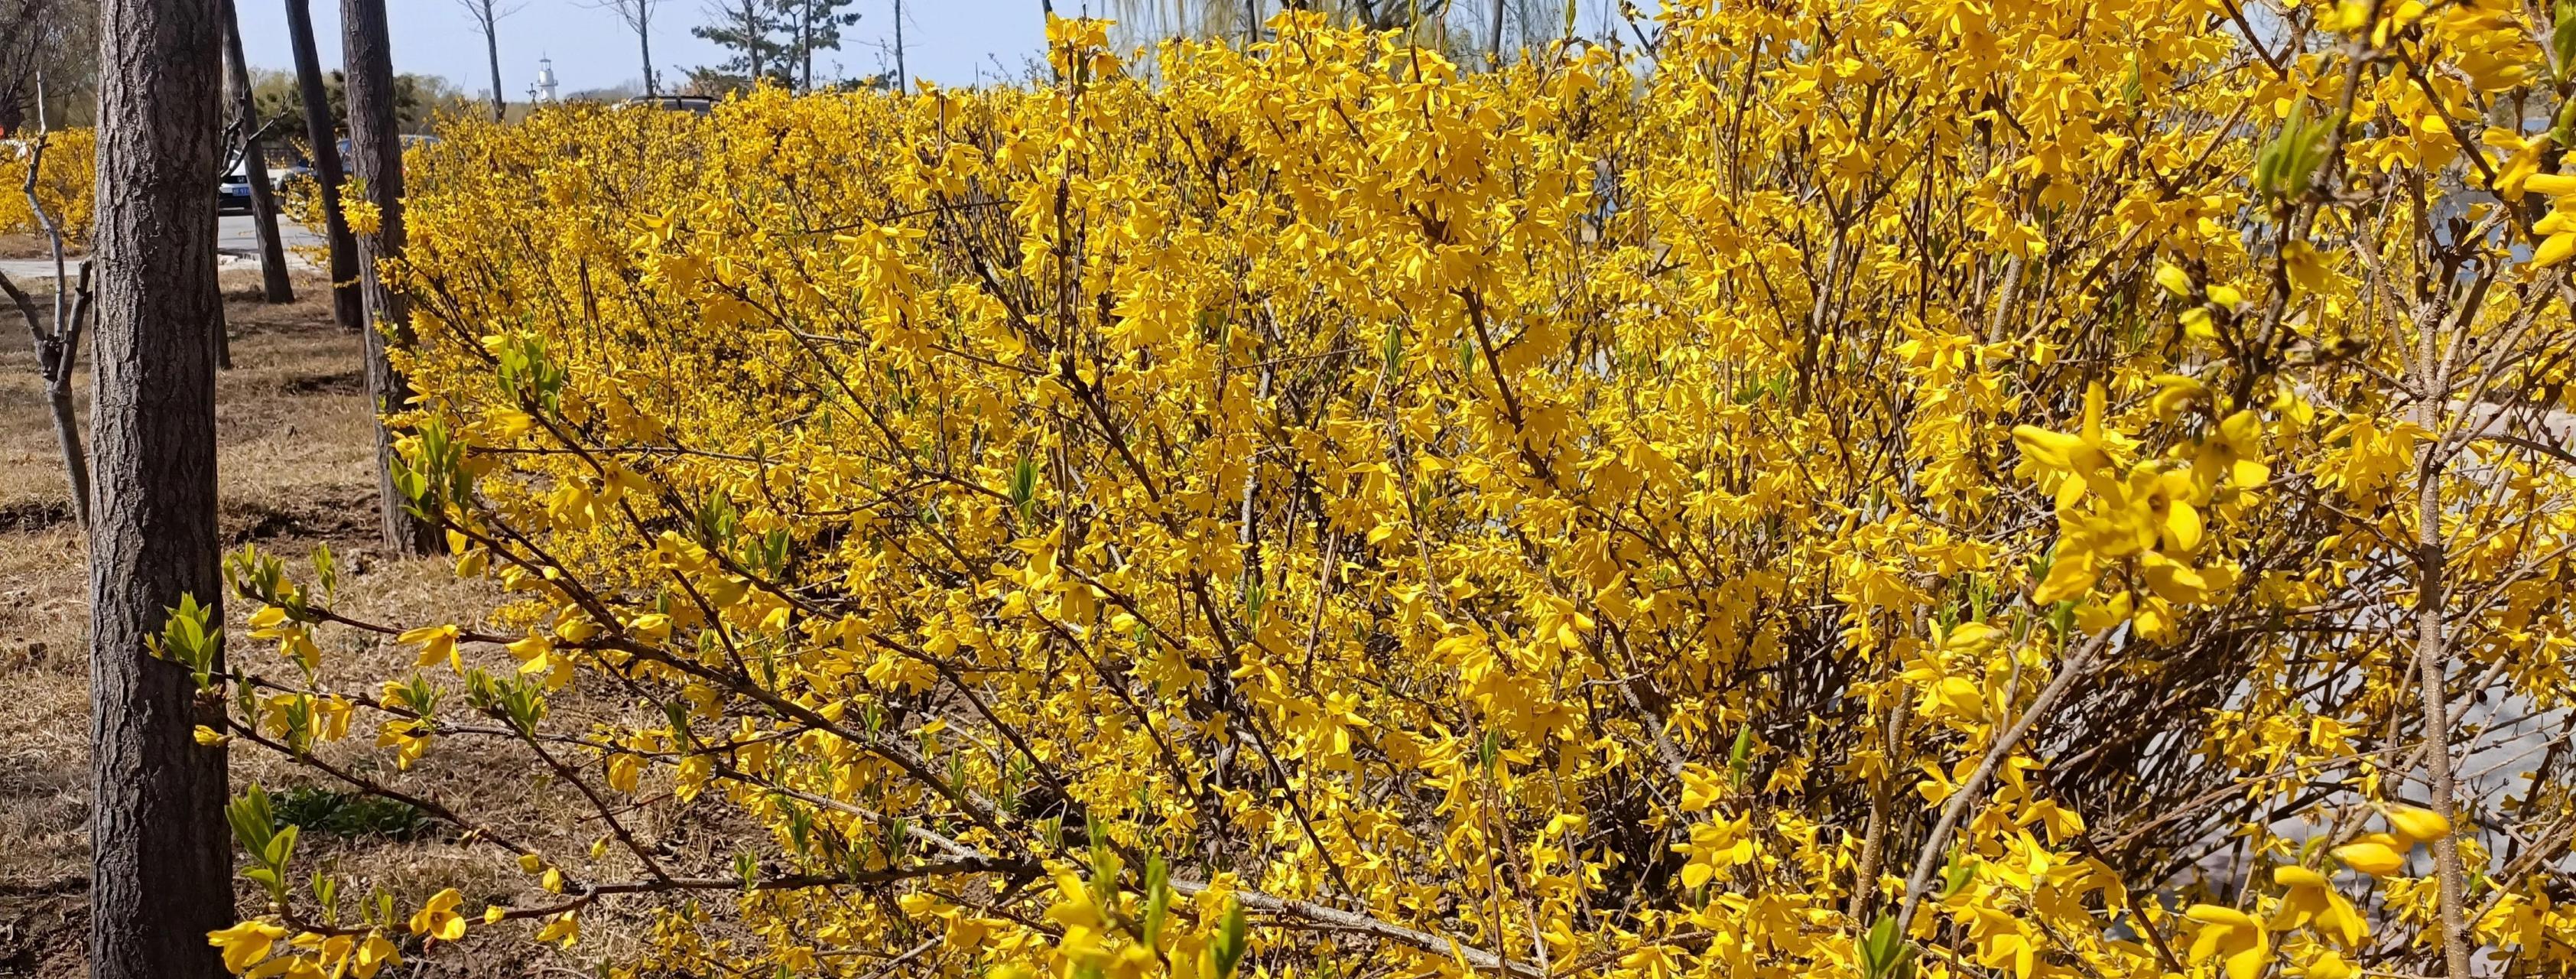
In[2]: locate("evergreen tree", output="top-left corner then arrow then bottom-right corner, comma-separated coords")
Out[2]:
690,0 -> 790,91
781,0 -> 859,92
692,0 -> 859,93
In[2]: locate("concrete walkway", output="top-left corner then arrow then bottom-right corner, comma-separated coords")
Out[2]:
2,214 -> 323,282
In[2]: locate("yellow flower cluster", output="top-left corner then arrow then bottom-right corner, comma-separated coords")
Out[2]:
196,3 -> 2576,979
0,127 -> 94,243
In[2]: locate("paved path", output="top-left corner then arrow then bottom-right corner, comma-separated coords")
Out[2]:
218,211 -> 323,257
2,214 -> 322,281
0,255 -> 71,281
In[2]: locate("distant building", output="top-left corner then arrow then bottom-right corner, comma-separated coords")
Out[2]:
530,57 -> 560,104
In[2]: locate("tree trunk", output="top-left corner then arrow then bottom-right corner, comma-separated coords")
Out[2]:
1488,0 -> 1503,66
343,0 -> 440,557
284,0 -> 362,333
86,0 -> 231,975
220,0 -> 291,303
892,0 -> 904,87
638,5 -> 656,96
482,3 -> 506,121
744,0 -> 763,86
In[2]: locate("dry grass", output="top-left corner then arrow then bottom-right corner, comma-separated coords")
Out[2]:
0,272 -> 654,977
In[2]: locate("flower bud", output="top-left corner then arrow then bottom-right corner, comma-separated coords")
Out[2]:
2332,841 -> 2404,877
2384,804 -> 2451,843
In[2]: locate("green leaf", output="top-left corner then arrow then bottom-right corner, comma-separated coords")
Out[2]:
2556,0 -> 2576,82
1009,456 -> 1041,522
267,825 -> 300,870
1212,897 -> 1249,979
1727,726 -> 1754,785
1142,854 -> 1171,947
1859,914 -> 1905,979
226,785 -> 276,856
312,544 -> 339,601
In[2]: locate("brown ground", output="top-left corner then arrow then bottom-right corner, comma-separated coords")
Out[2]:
0,273 -> 648,977
0,234 -> 63,260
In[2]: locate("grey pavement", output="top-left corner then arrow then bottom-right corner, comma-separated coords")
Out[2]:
1,214 -> 321,281
218,211 -> 323,256
217,212 -> 323,273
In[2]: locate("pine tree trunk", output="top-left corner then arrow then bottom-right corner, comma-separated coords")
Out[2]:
284,0 -> 362,332
86,0 -> 232,974
343,0 -> 440,557
220,0 -> 292,303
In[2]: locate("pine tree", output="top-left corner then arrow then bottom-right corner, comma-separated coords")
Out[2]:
86,0 -> 232,972
690,0 -> 790,91
780,0 -> 859,92
691,0 -> 858,93
343,0 -> 440,556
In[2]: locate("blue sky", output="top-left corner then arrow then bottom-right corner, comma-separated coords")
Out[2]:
236,1 -> 1056,98
235,1 -> 1664,101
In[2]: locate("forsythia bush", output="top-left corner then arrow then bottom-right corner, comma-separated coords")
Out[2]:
189,4 -> 2576,979
0,127 -> 94,242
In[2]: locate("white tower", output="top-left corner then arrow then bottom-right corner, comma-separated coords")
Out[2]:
533,57 -> 560,103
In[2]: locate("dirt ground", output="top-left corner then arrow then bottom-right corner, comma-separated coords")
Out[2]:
0,272 -> 650,977
0,234 -> 64,260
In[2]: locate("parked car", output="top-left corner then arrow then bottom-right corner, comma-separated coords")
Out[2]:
622,94 -> 716,114
217,166 -> 254,214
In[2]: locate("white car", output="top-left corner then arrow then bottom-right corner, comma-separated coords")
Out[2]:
218,166 -> 254,214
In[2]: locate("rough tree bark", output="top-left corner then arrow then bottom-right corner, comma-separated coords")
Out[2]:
86,0 -> 232,974
220,0 -> 292,303
343,0 -> 440,556
284,0 -> 362,332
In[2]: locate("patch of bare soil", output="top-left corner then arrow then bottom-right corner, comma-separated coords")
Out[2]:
0,233 -> 62,261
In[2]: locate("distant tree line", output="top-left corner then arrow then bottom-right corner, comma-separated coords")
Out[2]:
246,67 -> 474,151
0,0 -> 98,133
